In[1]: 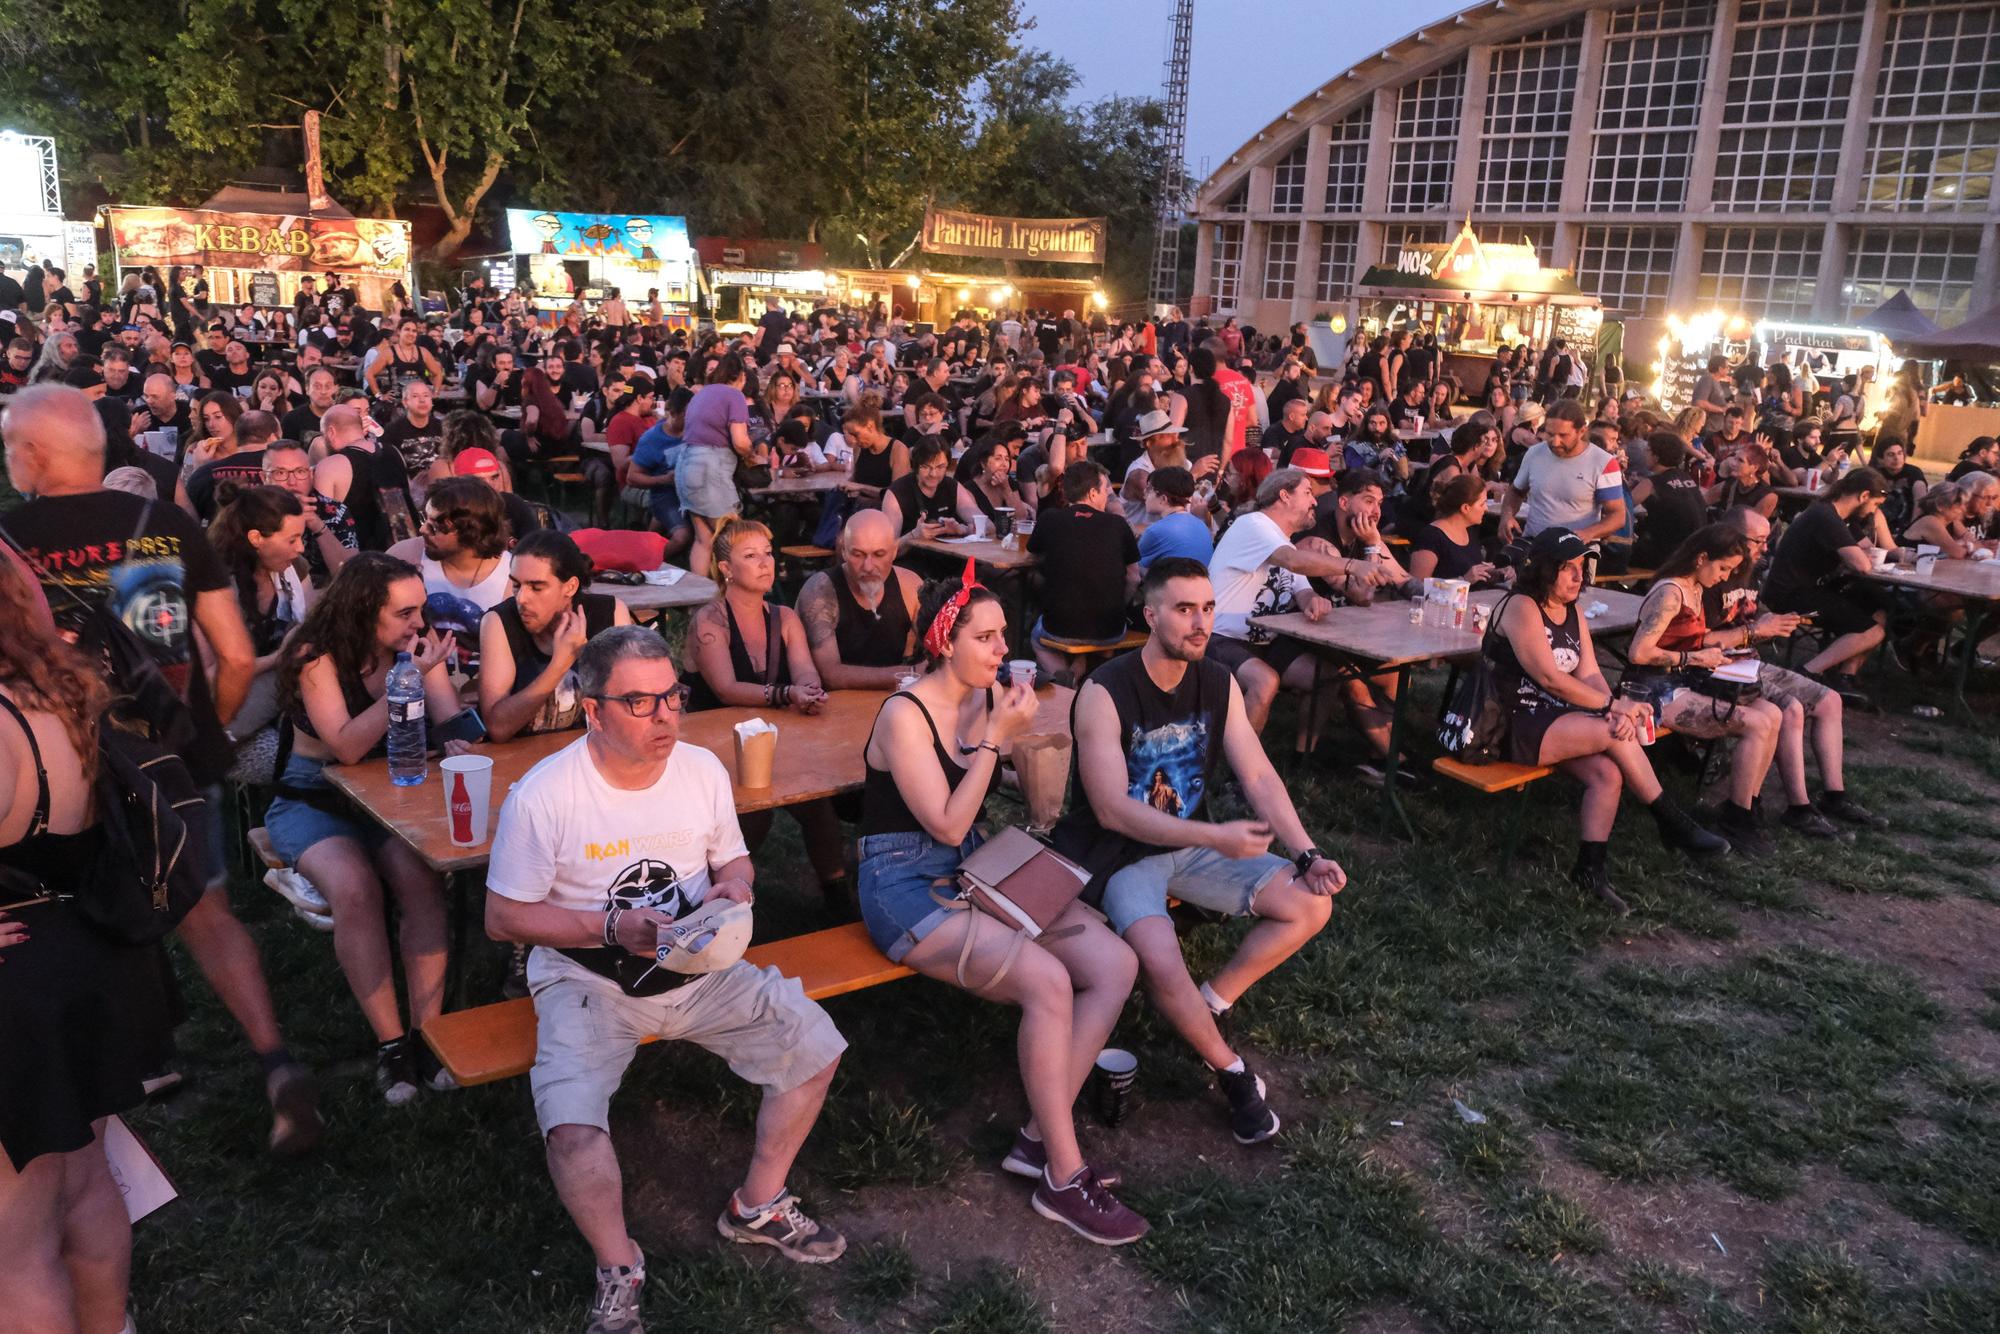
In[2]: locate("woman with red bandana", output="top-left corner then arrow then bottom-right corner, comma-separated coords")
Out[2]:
854,564 -> 1148,1247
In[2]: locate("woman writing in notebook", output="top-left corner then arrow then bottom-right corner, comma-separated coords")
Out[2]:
855,566 -> 1148,1247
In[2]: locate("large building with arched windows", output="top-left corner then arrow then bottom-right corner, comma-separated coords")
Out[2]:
1190,0 -> 1998,357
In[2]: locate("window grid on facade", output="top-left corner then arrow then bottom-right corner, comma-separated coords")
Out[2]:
1576,225 -> 1679,316
1695,226 -> 1822,319
1270,139 -> 1308,214
1477,20 -> 1583,212
1387,56 -> 1466,212
1209,222 -> 1244,308
1324,106 -> 1370,213
1218,182 -> 1247,214
1842,226 -> 1983,323
1316,224 -> 1359,302
1864,1 -> 2000,211
1379,222 -> 1447,265
1589,1 -> 1714,209
1263,223 -> 1301,299
1713,0 -> 1865,210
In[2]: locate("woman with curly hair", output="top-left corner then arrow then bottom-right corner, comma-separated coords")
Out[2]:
266,553 -> 464,1105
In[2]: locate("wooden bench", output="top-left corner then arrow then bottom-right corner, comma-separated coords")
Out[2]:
248,825 -> 286,872
421,922 -> 912,1087
1435,725 -> 1674,874
1035,629 -> 1149,682
1592,566 -> 1656,589
779,544 -> 834,562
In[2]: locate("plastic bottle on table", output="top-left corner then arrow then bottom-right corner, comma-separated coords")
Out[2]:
386,651 -> 428,787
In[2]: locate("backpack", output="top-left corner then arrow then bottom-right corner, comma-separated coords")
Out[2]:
1,503 -> 233,783
1437,594 -> 1516,765
0,694 -> 208,943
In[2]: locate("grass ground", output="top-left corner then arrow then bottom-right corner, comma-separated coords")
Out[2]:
125,669 -> 2000,1333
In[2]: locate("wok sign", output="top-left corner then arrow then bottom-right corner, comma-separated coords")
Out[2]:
107,206 -> 412,277
921,208 -> 1105,265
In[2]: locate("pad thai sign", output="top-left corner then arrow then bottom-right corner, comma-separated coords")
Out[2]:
921,207 -> 1105,265
107,206 -> 412,277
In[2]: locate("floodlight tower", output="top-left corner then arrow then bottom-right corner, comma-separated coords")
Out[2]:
1148,0 -> 1194,309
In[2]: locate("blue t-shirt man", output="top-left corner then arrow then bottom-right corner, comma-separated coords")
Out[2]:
630,421 -> 686,530
1138,510 -> 1214,570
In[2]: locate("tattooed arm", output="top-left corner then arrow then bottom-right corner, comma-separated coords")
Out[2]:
797,570 -> 908,690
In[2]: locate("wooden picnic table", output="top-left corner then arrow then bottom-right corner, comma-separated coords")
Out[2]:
1857,557 -> 2000,715
1253,586 -> 1644,837
752,472 -> 849,498
908,534 -> 1039,571
592,572 -> 718,616
325,684 -> 1076,873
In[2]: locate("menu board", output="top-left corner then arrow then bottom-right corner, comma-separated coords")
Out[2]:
1660,351 -> 1706,413
250,271 -> 281,308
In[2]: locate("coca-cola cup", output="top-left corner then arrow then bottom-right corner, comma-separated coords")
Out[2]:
440,754 -> 495,847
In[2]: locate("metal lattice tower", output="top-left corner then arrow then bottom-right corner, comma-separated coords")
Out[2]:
1148,0 -> 1193,309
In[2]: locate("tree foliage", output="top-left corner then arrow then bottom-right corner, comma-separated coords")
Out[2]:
1,0 -> 1174,289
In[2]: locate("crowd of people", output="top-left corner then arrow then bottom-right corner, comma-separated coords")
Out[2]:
2,266 -> 1994,1334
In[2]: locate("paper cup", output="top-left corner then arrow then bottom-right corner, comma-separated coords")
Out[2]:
1091,1048 -> 1139,1127
440,754 -> 494,847
971,514 -> 993,540
734,720 -> 778,789
1008,659 -> 1038,689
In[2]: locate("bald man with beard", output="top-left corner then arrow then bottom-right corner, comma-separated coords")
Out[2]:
795,509 -> 923,689
0,384 -> 324,1156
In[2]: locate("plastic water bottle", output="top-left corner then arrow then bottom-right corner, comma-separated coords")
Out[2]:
386,651 -> 428,786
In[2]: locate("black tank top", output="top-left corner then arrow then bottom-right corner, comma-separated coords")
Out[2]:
686,599 -> 789,711
1181,383 -> 1227,461
831,566 -> 912,669
851,443 -> 894,491
495,593 -> 617,694
288,657 -> 385,756
860,689 -> 998,838
1487,596 -> 1582,713
0,694 -> 105,899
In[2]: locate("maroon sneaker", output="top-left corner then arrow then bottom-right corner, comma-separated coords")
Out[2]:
1031,1166 -> 1149,1246
1000,1129 -> 1123,1188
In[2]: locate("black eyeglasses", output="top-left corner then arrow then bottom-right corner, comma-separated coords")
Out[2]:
590,685 -> 692,717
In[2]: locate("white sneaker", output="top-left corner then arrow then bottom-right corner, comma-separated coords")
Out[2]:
265,868 -> 334,929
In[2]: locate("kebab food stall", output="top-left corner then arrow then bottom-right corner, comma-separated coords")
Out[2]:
503,209 -> 696,324
1353,223 -> 1602,391
106,198 -> 413,311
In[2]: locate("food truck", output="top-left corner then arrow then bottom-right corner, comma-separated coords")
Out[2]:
504,209 -> 697,324
696,237 -> 833,327
1352,223 -> 1603,392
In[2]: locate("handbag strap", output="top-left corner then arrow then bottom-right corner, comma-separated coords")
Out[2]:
0,692 -> 49,837
927,878 -> 1084,996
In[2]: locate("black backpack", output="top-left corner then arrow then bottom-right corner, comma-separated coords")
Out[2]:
0,694 -> 208,943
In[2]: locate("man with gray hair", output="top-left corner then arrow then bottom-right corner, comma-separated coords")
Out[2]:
0,383 -> 324,1155
486,626 -> 850,1328
795,508 -> 922,689
1205,467 -> 1395,730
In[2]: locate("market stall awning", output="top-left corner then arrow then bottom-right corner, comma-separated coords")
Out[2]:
1355,263 -> 1596,303
1354,223 -> 1597,305
1894,301 -> 2000,361
1854,290 -> 1942,342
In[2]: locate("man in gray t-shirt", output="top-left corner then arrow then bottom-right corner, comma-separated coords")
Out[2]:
1500,400 -> 1627,542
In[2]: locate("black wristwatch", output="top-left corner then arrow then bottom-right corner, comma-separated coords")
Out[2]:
1294,848 -> 1322,877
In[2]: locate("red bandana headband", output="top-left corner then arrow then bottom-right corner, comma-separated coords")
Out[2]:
923,557 -> 984,659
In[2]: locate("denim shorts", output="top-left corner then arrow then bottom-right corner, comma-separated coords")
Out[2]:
1099,845 -> 1293,936
857,829 -> 981,962
264,752 -> 393,866
675,445 -> 741,520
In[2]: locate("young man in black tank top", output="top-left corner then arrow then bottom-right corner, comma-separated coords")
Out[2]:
1054,558 -> 1347,1146
797,509 -> 922,689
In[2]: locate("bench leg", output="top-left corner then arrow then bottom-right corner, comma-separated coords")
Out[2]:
1377,663 -> 1418,843
1499,787 -> 1530,878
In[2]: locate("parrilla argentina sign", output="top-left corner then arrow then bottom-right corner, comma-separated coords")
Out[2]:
921,208 -> 1106,265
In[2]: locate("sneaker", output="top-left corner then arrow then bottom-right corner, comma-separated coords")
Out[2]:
1779,804 -> 1844,840
375,1038 -> 421,1108
264,867 -> 331,917
1030,1166 -> 1150,1246
585,1249 -> 645,1334
1820,792 -> 1885,828
266,1062 -> 325,1157
717,1192 -> 846,1264
999,1129 -> 1122,1189
1215,1065 -> 1282,1145
1571,862 -> 1630,915
412,1037 -> 459,1093
1717,805 -> 1776,859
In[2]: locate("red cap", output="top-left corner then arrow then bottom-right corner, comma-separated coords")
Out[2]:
452,447 -> 501,477
1290,447 -> 1334,479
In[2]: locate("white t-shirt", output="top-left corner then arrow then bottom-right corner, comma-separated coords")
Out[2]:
488,735 -> 749,996
1209,509 -> 1307,643
420,552 -> 513,667
807,432 -> 854,469
1512,442 -> 1623,537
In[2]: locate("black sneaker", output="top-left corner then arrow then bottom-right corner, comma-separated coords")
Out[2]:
1571,861 -> 1630,915
375,1038 -> 420,1108
1651,796 -> 1731,859
1215,1065 -> 1281,1145
1717,805 -> 1776,859
1780,804 -> 1845,840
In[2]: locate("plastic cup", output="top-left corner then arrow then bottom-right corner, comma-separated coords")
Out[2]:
1091,1048 -> 1139,1127
993,506 -> 1014,538
440,754 -> 494,847
735,723 -> 778,789
1008,659 -> 1038,689
972,514 -> 993,540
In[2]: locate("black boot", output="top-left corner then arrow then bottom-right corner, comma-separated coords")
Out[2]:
1715,801 -> 1776,858
1570,840 -> 1628,915
1650,795 -> 1730,858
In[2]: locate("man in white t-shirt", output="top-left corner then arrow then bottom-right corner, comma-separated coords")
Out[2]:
1499,399 -> 1627,543
1206,467 -> 1394,730
486,628 -> 849,1328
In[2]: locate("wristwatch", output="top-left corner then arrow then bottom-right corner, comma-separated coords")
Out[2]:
1294,848 -> 1322,877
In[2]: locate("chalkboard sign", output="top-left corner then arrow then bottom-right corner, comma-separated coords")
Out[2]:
250,271 -> 281,308
1660,352 -> 1705,413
